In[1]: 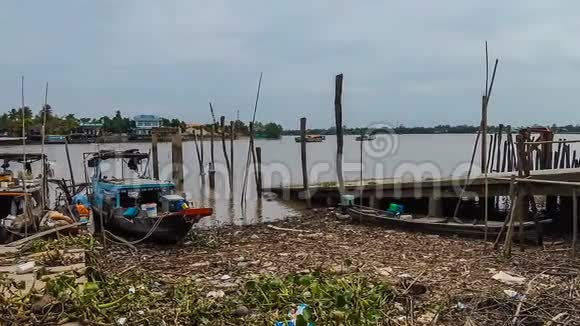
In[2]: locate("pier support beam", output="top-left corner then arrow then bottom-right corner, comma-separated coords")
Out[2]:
369,195 -> 376,209
428,196 -> 443,217
172,133 -> 184,193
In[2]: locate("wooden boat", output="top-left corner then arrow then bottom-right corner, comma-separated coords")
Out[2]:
347,206 -> 551,239
0,153 -> 48,243
295,135 -> 325,143
86,150 -> 213,243
355,134 -> 376,141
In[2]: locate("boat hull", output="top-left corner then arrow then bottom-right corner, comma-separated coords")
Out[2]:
347,207 -> 550,239
93,207 -> 211,243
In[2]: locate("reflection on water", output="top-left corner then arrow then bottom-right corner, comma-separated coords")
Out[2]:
4,134 -> 580,226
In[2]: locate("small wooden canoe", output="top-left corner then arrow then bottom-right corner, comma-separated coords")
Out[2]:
347,206 -> 551,239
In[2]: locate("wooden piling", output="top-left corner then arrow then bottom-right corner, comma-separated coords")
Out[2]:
256,146 -> 263,196
501,140 -> 508,172
503,178 -> 519,257
481,96 -> 487,173
495,124 -> 504,172
64,136 -> 76,194
230,120 -> 235,187
334,74 -> 345,195
565,144 -> 571,169
494,174 -> 516,250
151,132 -> 160,180
209,125 -> 216,189
488,134 -> 496,173
220,116 -> 232,192
300,117 -> 311,208
172,132 -> 184,193
249,122 -> 259,189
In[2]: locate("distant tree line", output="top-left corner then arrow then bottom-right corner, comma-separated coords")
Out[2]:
202,120 -> 283,139
0,106 -> 285,139
282,124 -> 578,135
0,107 -> 189,136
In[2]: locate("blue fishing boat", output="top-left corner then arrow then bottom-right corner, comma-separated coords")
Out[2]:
85,149 -> 212,243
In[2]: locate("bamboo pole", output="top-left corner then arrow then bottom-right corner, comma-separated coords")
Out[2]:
40,82 -> 48,209
487,134 -> 497,173
300,117 -> 311,208
501,140 -> 508,172
220,116 -> 232,193
249,122 -> 259,189
334,74 -> 345,196
451,130 -> 480,221
481,96 -> 488,174
495,124 -> 504,172
151,132 -> 159,180
483,96 -> 489,242
20,76 -> 29,237
240,73 -> 264,206
503,180 -> 519,257
64,136 -> 76,194
359,131 -> 364,206
494,175 -> 516,250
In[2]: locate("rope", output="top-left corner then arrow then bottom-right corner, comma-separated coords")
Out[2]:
102,214 -> 167,247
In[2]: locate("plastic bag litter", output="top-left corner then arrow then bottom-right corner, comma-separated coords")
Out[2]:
275,304 -> 313,326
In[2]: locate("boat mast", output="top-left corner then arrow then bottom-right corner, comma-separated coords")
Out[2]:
21,76 -> 29,236
40,82 -> 48,209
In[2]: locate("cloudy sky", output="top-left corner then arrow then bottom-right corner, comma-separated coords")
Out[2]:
0,1 -> 578,128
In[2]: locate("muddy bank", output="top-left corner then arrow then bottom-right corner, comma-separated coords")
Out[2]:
2,209 -> 579,325
105,208 -> 579,325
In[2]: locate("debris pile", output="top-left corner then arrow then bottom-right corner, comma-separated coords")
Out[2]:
1,208 -> 579,325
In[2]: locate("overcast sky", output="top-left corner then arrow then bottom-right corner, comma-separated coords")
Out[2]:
0,1 -> 579,128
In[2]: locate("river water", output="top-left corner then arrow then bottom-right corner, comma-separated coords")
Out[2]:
3,134 -> 580,226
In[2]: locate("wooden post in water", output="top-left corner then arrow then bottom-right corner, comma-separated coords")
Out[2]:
495,124 -> 504,172
501,140 -> 508,172
172,132 -> 184,193
151,132 -> 160,180
300,117 -> 311,208
220,116 -> 232,192
249,122 -> 259,189
64,136 -> 76,194
256,146 -> 263,196
481,96 -> 487,173
334,74 -> 345,196
209,125 -> 216,189
230,120 -> 235,188
488,134 -> 496,173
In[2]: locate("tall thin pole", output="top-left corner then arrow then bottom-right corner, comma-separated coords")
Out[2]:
40,82 -> 49,209
151,132 -> 159,179
241,73 -> 263,205
64,136 -> 76,194
300,117 -> 311,208
220,116 -> 232,192
334,74 -> 345,196
230,120 -> 235,188
21,76 -> 29,236
359,132 -> 363,205
209,125 -> 216,189
483,95 -> 489,242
